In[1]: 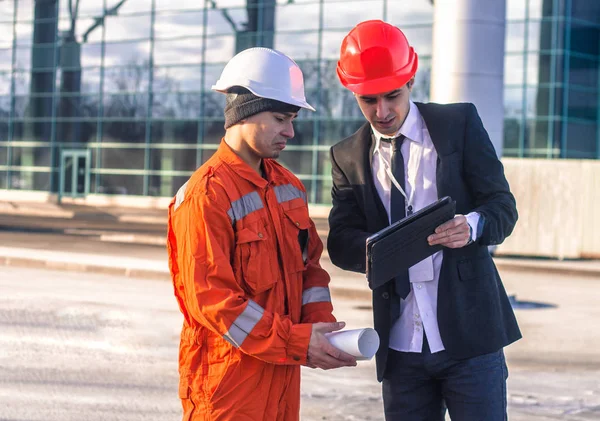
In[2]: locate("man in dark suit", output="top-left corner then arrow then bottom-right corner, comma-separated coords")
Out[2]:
328,20 -> 521,420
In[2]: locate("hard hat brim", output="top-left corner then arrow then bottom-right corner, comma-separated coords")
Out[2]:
211,82 -> 316,112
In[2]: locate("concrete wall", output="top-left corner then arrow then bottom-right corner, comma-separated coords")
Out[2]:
497,158 -> 600,259
2,158 -> 600,258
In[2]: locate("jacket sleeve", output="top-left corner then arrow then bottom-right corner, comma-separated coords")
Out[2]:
463,103 -> 518,246
170,188 -> 312,366
327,146 -> 372,274
300,217 -> 336,324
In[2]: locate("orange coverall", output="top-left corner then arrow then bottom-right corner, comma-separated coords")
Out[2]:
167,140 -> 335,421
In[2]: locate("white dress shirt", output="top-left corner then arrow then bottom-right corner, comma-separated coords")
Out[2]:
371,101 -> 480,354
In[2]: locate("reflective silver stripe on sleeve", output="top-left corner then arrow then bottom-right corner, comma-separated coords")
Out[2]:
227,191 -> 264,224
223,299 -> 265,348
274,184 -> 306,204
173,181 -> 189,211
302,287 -> 332,306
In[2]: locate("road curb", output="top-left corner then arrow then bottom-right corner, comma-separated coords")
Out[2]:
494,259 -> 600,278
0,256 -> 171,281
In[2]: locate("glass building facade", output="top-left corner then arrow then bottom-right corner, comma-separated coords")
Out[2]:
0,0 -> 598,204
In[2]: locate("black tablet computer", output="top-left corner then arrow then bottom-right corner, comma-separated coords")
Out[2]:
366,196 -> 456,289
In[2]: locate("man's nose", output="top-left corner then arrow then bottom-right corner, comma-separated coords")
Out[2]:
376,99 -> 387,119
282,120 -> 294,138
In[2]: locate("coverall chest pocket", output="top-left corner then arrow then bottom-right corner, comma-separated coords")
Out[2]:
235,221 -> 277,295
282,206 -> 311,273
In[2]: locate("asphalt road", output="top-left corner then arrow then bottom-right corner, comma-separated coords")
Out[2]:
1,263 -> 600,420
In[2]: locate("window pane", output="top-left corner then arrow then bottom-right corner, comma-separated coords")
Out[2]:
149,148 -> 197,172
504,87 -> 524,118
315,178 -> 332,206
0,145 -> 7,165
8,170 -> 51,191
104,41 -> 151,69
56,67 -> 102,95
55,117 -> 98,145
506,22 -> 525,53
103,93 -> 148,119
153,66 -> 202,92
154,38 -> 203,66
527,86 -> 559,118
9,146 -> 51,166
507,0 -> 526,20
103,118 -> 147,142
151,121 -> 199,144
148,174 -> 191,197
152,93 -> 200,118
527,53 -> 563,86
569,21 -> 599,56
565,123 -> 597,158
0,47 -> 12,72
276,2 -> 320,31
289,119 -> 314,148
0,1 -> 13,17
528,19 -> 563,51
323,1 -> 384,29
569,56 -> 599,89
571,2 -> 600,24
278,149 -> 313,178
400,26 -> 433,57
503,117 -> 522,156
100,148 -> 145,170
104,66 -> 150,94
202,119 -> 226,145
15,18 -> 35,46
387,1 -> 434,25
275,32 -> 319,60
0,23 -> 12,49
319,119 -> 364,146
155,10 -> 206,39
504,54 -> 524,85
568,89 -> 598,121
97,173 -> 144,195
105,14 -> 151,42
204,35 -> 235,64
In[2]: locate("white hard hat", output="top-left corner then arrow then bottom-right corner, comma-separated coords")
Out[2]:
212,47 -> 316,112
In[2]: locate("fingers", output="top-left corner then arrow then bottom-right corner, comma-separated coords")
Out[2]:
435,214 -> 465,233
313,321 -> 346,334
307,323 -> 357,370
308,350 -> 357,370
428,214 -> 470,248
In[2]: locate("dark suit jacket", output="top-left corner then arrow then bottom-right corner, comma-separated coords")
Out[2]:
328,102 -> 522,381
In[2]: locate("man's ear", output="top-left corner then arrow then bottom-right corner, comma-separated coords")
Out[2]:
407,77 -> 415,90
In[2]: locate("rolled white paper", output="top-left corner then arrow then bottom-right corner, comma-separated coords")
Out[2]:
325,328 -> 380,360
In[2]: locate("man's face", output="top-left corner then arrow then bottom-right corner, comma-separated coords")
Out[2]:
239,111 -> 297,161
354,80 -> 413,136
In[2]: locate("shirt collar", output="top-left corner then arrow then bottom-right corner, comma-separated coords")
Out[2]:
371,101 -> 423,149
215,139 -> 268,188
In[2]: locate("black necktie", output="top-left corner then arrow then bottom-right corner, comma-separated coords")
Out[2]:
388,135 -> 411,300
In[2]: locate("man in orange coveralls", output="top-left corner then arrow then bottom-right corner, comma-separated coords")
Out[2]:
167,47 -> 357,421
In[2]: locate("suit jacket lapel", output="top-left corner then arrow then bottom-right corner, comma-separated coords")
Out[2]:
415,102 -> 458,199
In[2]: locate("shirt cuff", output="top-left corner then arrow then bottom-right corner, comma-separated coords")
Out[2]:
465,212 -> 481,243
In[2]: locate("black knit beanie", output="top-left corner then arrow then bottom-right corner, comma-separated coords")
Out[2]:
224,87 -> 301,129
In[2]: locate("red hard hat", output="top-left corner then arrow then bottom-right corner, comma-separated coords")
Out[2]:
337,20 -> 418,95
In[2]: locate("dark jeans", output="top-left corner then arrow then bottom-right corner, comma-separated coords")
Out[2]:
382,338 -> 508,421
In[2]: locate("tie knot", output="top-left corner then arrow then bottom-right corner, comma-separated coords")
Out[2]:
381,135 -> 405,150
